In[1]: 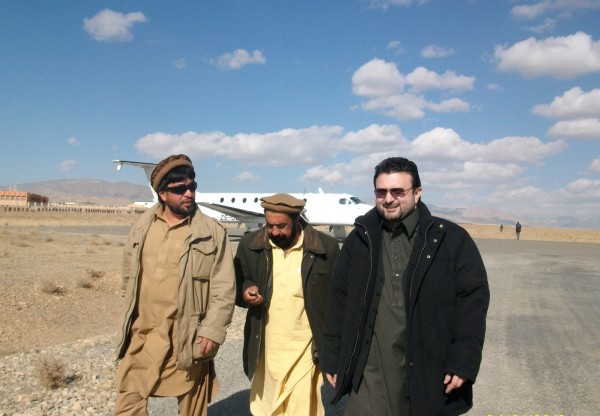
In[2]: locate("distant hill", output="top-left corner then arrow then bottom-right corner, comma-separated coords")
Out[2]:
2,179 -> 596,229
1,179 -> 153,206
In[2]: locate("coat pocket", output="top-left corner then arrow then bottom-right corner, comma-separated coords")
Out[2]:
191,240 -> 217,279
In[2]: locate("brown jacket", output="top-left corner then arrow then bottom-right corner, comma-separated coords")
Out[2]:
116,204 -> 236,370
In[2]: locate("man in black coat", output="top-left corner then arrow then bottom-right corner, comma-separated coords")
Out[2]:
321,157 -> 490,416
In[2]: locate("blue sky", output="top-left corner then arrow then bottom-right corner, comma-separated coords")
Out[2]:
1,1 -> 599,228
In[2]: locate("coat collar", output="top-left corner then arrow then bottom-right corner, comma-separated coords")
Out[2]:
356,200 -> 434,236
248,222 -> 327,255
143,203 -> 213,240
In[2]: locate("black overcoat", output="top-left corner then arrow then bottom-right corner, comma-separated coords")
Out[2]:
321,202 -> 489,416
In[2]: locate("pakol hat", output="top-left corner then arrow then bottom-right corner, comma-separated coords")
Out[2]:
260,193 -> 305,214
150,154 -> 193,192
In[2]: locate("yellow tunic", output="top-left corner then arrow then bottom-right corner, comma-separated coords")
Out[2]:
250,231 -> 324,416
116,211 -> 200,398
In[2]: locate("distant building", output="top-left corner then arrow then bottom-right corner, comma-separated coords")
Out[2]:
0,189 -> 49,211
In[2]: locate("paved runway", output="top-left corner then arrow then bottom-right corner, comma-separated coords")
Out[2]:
468,239 -> 599,416
150,238 -> 600,415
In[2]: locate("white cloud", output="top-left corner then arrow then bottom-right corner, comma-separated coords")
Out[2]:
234,171 -> 261,183
67,137 -> 80,146
427,98 -> 471,113
405,67 -> 475,92
352,58 -> 405,97
134,124 -> 584,223
83,9 -> 147,42
172,59 -> 187,70
338,124 -> 409,153
352,59 -> 475,120
366,0 -> 427,11
386,40 -> 405,54
487,83 -> 502,91
59,159 -> 76,172
135,126 -> 344,166
525,17 -> 557,33
214,49 -> 266,70
420,44 -> 455,58
494,32 -> 600,79
360,93 -> 428,120
511,0 -> 600,20
511,1 -> 553,19
533,87 -> 600,140
565,178 -> 600,198
410,128 -> 565,164
548,118 -> 600,139
133,125 -> 564,182
532,87 -> 600,119
484,182 -> 600,226
589,159 -> 600,173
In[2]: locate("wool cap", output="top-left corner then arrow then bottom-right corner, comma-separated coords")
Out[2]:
150,154 -> 194,192
260,193 -> 306,214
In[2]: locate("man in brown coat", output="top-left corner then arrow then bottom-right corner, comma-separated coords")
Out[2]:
114,154 -> 236,416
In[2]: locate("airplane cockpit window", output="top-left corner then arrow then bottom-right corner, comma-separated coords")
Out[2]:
339,196 -> 364,205
350,197 -> 363,204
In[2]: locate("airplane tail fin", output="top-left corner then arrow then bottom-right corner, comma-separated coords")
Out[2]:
113,160 -> 159,203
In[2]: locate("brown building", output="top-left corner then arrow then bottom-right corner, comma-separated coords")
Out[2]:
0,190 -> 49,209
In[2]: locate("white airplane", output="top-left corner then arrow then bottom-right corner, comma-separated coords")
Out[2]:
113,160 -> 373,239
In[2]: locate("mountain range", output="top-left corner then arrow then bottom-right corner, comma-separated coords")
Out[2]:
1,179 -> 590,229
1,179 -> 152,207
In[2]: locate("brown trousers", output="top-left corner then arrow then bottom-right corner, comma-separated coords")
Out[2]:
114,361 -> 218,416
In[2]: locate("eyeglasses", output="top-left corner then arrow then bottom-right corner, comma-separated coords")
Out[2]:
164,181 -> 197,195
374,187 -> 415,199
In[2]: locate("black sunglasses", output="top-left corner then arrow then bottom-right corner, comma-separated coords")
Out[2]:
374,187 -> 415,199
164,181 -> 197,195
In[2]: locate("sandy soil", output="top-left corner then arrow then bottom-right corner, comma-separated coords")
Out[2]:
1,211 -> 598,358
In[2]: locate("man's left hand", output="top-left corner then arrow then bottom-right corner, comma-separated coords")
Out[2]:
193,336 -> 219,360
443,373 -> 465,394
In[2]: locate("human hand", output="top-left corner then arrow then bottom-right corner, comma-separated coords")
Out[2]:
193,336 -> 219,360
243,286 -> 264,306
326,373 -> 337,388
443,373 -> 465,394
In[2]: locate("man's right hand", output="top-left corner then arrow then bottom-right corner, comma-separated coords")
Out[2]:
326,373 -> 337,388
243,286 -> 264,306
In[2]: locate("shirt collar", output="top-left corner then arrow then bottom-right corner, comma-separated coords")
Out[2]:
382,206 -> 420,238
154,204 -> 192,227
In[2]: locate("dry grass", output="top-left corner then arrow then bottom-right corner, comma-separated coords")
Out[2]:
35,356 -> 68,389
86,267 -> 106,279
40,280 -> 67,296
77,277 -> 94,289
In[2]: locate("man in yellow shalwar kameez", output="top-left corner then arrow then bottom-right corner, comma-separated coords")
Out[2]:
234,194 -> 340,416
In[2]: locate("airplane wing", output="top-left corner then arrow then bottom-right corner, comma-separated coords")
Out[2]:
198,202 -> 265,222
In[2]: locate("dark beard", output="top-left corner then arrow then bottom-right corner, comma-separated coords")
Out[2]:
166,199 -> 197,217
271,225 -> 298,249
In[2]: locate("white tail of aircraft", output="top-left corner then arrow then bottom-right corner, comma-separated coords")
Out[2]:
113,160 -> 373,238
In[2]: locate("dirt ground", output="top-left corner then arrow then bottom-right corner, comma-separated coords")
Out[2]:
1,210 -> 598,358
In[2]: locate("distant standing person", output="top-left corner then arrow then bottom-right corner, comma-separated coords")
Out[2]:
114,154 -> 236,416
499,224 -> 504,232
234,193 -> 340,415
515,221 -> 522,240
321,157 -> 490,416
